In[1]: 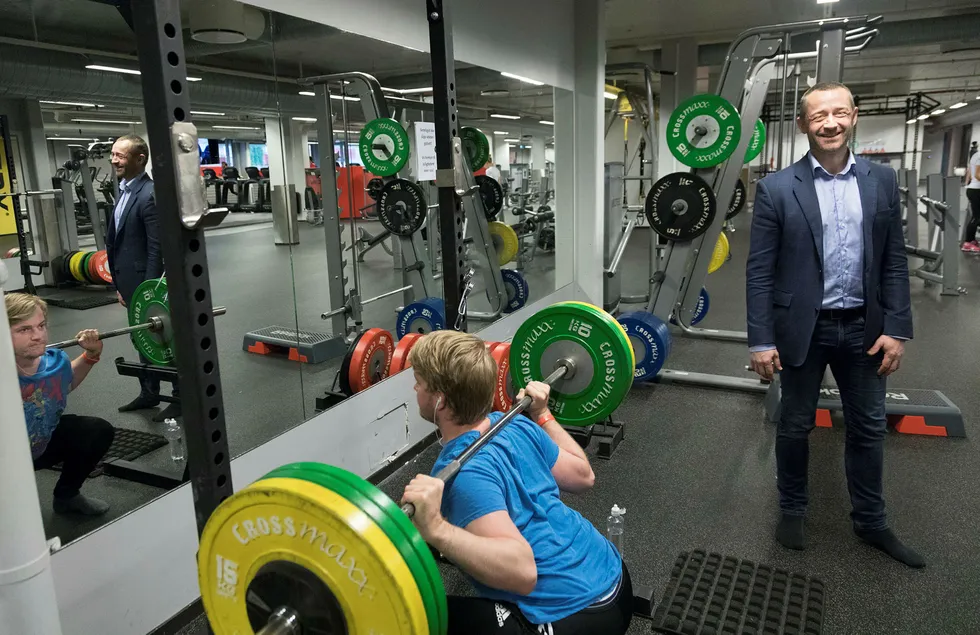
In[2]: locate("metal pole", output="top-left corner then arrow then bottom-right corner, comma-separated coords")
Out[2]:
48,307 -> 227,349
901,98 -> 910,170
789,62 -> 801,163
777,34 -> 791,170
340,87 -> 361,306
132,0 -> 234,533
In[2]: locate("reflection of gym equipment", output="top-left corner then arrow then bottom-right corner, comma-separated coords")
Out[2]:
905,174 -> 964,296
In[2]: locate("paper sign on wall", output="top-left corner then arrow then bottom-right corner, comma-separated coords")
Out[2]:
411,122 -> 437,181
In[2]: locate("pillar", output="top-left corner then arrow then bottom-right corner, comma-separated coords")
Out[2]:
657,38 -> 698,178
231,141 -> 246,168
531,136 -> 546,179
494,137 -> 511,171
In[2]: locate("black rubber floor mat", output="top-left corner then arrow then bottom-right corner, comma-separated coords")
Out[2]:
41,288 -> 117,310
50,427 -> 167,477
652,550 -> 825,635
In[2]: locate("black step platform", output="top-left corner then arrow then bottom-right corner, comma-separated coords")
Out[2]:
243,325 -> 342,364
764,377 -> 965,438
653,550 -> 825,635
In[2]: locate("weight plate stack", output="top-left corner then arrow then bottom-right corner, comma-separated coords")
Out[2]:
475,175 -> 503,220
726,179 -> 747,220
347,328 -> 395,394
378,179 -> 427,237
645,172 -> 717,242
744,119 -> 766,164
510,302 -> 633,426
500,269 -> 529,314
261,464 -> 447,635
61,250 -> 75,281
617,311 -> 671,381
396,298 -> 446,339
460,127 -> 490,172
128,278 -> 175,365
666,93 -> 742,168
358,118 -> 410,177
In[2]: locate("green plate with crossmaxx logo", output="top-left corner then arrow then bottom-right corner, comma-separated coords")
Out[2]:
744,119 -> 766,164
666,93 -> 741,168
509,302 -> 633,427
460,127 -> 490,172
128,277 -> 174,366
359,118 -> 411,177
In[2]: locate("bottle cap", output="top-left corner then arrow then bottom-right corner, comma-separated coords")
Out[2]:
611,504 -> 625,516
165,418 -> 176,425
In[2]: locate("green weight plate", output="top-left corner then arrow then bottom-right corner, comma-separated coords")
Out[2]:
460,127 -> 490,172
81,252 -> 94,283
744,119 -> 766,164
510,302 -> 634,426
262,464 -> 445,635
666,93 -> 741,168
359,118 -> 411,177
555,301 -> 635,370
128,278 -> 174,365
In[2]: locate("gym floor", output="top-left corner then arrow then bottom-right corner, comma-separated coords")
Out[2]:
31,208 -> 980,635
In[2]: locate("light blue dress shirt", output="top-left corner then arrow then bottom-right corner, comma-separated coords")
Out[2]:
809,151 -> 864,309
112,175 -> 138,230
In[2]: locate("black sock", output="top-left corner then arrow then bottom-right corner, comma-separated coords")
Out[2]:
855,528 -> 925,568
776,514 -> 805,550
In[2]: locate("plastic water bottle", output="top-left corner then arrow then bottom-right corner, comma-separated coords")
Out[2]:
607,504 -> 626,553
163,418 -> 185,462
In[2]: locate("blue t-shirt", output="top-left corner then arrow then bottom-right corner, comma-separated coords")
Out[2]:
19,349 -> 73,459
432,412 -> 622,624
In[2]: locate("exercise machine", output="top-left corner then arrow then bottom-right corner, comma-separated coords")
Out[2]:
907,173 -> 965,296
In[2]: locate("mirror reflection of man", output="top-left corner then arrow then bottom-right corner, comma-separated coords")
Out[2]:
106,134 -> 179,420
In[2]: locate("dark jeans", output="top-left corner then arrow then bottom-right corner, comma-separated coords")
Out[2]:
33,415 -> 114,499
966,188 -> 980,243
777,312 -> 888,531
447,562 -> 633,635
137,351 -> 179,400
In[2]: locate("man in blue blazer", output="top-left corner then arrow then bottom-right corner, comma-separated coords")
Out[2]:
106,134 -> 178,419
746,82 -> 922,567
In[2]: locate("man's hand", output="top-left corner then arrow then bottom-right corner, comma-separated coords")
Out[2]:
516,381 -> 551,421
401,474 -> 448,543
867,335 -> 904,376
749,348 -> 782,381
76,329 -> 103,357
116,291 -> 126,307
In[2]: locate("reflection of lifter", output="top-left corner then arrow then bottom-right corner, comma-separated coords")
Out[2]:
106,134 -> 180,420
7,294 -> 114,516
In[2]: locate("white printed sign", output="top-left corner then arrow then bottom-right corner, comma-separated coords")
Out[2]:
411,121 -> 437,181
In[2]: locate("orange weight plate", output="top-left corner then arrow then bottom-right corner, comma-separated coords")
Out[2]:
490,342 -> 515,412
389,333 -> 423,376
93,250 -> 112,283
348,327 -> 395,393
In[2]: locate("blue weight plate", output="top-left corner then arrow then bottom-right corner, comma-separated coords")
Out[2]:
670,287 -> 710,327
618,311 -> 671,381
500,269 -> 529,313
396,297 -> 446,338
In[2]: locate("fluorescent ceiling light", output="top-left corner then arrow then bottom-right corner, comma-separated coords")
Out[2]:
931,108 -> 946,116
40,100 -> 101,108
191,110 -> 226,116
86,64 -> 201,82
906,119 -> 917,125
292,117 -> 317,122
383,86 -> 432,94
299,91 -> 316,96
71,118 -> 141,124
604,92 -> 618,100
213,125 -> 260,130
46,137 -> 97,141
491,113 -> 521,120
298,90 -> 358,101
917,114 -> 930,120
493,131 -> 510,135
539,120 -> 554,125
500,71 -> 543,86
481,89 -> 509,97
816,0 -> 838,3
950,102 -> 968,110
505,138 -> 520,142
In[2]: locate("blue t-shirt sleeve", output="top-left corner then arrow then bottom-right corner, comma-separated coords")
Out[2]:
521,415 -> 560,468
53,349 -> 73,391
443,466 -> 508,529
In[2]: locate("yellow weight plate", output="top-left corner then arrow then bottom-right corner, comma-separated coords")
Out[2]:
556,301 -> 635,369
198,477 -> 429,635
70,251 -> 86,282
707,232 -> 730,274
488,221 -> 519,265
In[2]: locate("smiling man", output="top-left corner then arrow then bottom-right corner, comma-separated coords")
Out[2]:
745,82 -> 922,567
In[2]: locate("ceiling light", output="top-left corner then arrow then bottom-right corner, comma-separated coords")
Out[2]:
950,102 -> 968,110
86,64 -> 201,82
213,125 -> 260,130
917,114 -> 930,120
299,91 -> 316,96
500,71 -> 544,86
191,110 -> 226,116
298,90 -> 358,101
71,118 -> 141,125
906,119 -> 917,125
40,100 -> 101,108
493,131 -> 510,135
491,113 -> 521,120
816,0 -> 839,3
540,120 -> 555,126
46,137 -> 98,141
186,76 -> 203,82
382,86 -> 432,94
604,92 -> 618,100
292,117 -> 317,122
505,138 -> 520,142
931,108 -> 946,116
481,89 -> 509,97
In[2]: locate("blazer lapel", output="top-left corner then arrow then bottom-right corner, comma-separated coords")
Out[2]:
792,157 -> 824,263
854,158 -> 878,274
115,174 -> 147,235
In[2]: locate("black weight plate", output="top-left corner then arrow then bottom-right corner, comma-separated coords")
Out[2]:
644,172 -> 717,241
377,179 -> 426,237
338,336 -> 356,396
475,175 -> 503,220
726,179 -> 746,221
367,177 -> 384,202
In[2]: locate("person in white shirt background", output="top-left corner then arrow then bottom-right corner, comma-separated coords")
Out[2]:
963,147 -> 980,253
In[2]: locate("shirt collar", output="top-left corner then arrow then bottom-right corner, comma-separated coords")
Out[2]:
808,151 -> 856,178
120,171 -> 146,191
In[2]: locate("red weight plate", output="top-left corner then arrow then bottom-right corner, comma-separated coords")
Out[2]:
486,341 -> 501,355
348,327 -> 395,393
490,343 -> 514,412
93,250 -> 112,283
389,333 -> 423,376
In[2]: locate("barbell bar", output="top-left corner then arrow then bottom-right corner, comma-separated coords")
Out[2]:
47,306 -> 227,350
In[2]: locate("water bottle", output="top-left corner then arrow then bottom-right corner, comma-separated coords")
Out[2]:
163,417 -> 185,463
606,504 -> 626,553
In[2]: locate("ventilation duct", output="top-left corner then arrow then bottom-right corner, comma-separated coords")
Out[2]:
189,0 -> 266,45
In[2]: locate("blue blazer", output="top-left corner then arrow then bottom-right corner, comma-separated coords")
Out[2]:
745,155 -> 913,367
105,172 -> 163,303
